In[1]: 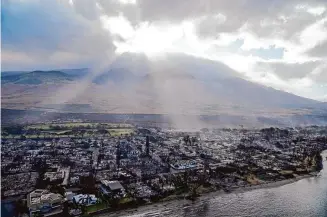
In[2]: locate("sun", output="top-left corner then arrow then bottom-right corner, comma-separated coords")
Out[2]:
100,14 -> 196,57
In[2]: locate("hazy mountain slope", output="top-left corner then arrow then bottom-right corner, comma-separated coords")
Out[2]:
1,53 -> 321,115
1,70 -> 74,84
204,76 -> 317,108
1,71 -> 27,77
60,68 -> 89,77
93,68 -> 143,85
139,54 -> 317,108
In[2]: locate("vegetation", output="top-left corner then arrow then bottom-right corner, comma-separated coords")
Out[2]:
26,122 -> 133,130
246,174 -> 261,185
1,122 -> 134,139
85,201 -> 108,213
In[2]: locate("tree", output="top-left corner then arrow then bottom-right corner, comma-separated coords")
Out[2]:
183,135 -> 190,145
34,212 -> 44,217
80,174 -> 96,195
97,129 -> 108,136
1,131 -> 9,138
81,130 -> 86,138
3,125 -> 23,135
82,142 -> 91,149
50,150 -> 58,158
80,204 -> 87,215
36,130 -> 41,139
61,157 -> 74,167
14,199 -> 29,216
50,184 -> 66,196
33,158 -> 49,188
62,201 -> 70,217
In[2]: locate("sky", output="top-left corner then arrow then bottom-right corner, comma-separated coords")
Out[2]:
1,0 -> 327,101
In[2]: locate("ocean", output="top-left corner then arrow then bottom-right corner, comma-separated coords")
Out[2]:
2,151 -> 327,217
100,151 -> 327,217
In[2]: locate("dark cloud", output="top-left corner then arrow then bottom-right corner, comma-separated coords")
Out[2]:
255,61 -> 322,80
70,0 -> 101,20
91,0 -> 326,41
307,39 -> 327,57
2,0 -> 326,78
1,0 -> 115,70
310,65 -> 327,83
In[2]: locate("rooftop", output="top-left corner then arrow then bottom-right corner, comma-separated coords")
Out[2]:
101,180 -> 124,191
27,189 -> 64,208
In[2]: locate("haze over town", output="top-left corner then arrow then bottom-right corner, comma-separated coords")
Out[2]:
2,0 -> 327,101
2,1 -> 327,217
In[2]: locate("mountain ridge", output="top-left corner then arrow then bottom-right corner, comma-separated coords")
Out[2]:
1,53 -> 324,116
1,70 -> 74,84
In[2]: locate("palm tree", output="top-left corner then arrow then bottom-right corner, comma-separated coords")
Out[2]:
80,203 -> 87,215
36,130 -> 41,139
81,130 -> 86,138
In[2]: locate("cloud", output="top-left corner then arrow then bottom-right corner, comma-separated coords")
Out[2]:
309,63 -> 327,83
1,0 -> 327,101
2,0 -> 82,52
255,61 -> 322,80
1,0 -> 115,70
307,39 -> 327,57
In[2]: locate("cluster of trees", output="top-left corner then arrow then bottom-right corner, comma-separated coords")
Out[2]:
32,158 -> 49,189
80,174 -> 97,195
2,125 -> 23,135
260,127 -> 290,140
143,169 -> 211,199
49,123 -> 130,131
182,135 -> 198,145
2,123 -> 135,140
70,128 -> 110,138
303,151 -> 323,171
13,199 -> 29,217
49,125 -> 93,130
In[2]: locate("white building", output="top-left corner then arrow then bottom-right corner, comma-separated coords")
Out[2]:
72,194 -> 97,206
27,189 -> 64,216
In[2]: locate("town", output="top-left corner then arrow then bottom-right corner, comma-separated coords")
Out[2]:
2,123 -> 327,217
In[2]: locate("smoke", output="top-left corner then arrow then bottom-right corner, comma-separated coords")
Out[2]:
145,55 -> 216,130
35,51 -> 218,130
31,50 -> 119,124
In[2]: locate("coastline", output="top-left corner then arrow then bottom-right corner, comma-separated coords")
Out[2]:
93,173 -> 316,217
227,173 -> 315,194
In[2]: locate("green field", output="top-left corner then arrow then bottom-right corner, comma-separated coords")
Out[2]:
108,128 -> 134,136
26,122 -> 133,130
2,122 -> 135,139
86,201 -> 108,213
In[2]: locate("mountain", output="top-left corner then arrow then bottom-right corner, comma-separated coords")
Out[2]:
133,54 -> 317,108
1,53 -> 325,120
1,70 -> 74,85
92,68 -> 143,85
1,71 -> 27,77
60,68 -> 89,77
203,76 -> 317,108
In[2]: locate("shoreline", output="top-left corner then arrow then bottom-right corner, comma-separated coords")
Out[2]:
93,173 -> 317,217
227,173 -> 315,194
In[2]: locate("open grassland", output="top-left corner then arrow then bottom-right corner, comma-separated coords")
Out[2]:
107,128 -> 134,136
2,122 -> 135,139
26,122 -> 133,130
